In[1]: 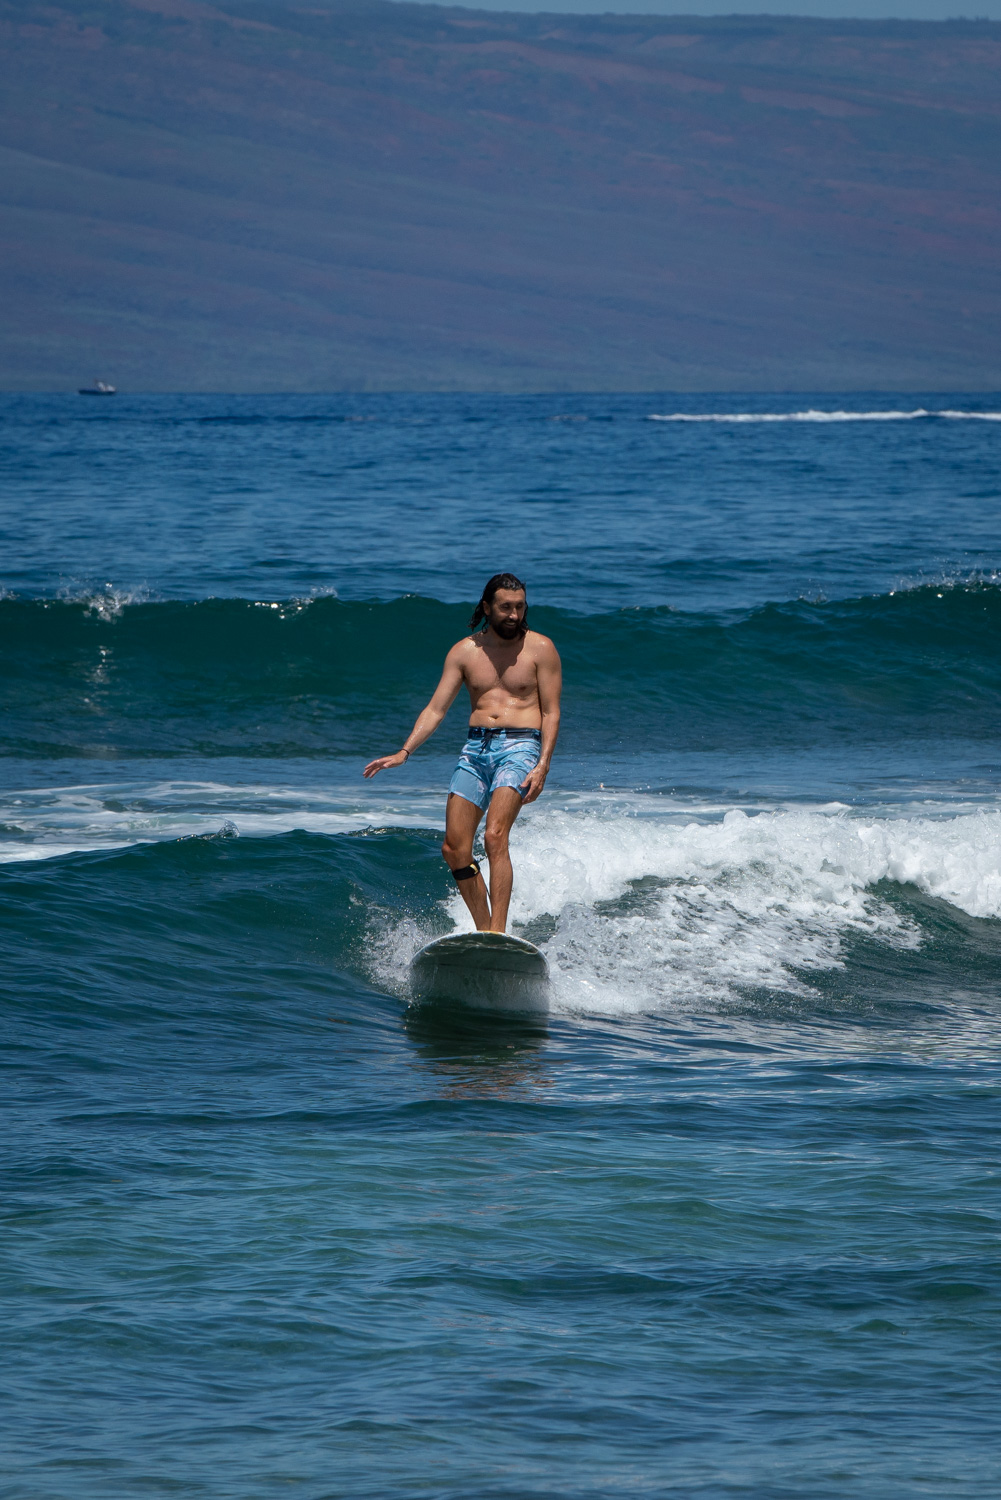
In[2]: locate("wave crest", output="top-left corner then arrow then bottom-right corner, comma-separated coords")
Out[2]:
477,805 -> 1001,1012
649,409 -> 1001,422
2,584 -> 1000,757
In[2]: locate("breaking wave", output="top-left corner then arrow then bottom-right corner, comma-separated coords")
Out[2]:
5,791 -> 1001,1020
369,801 -> 1001,1015
649,409 -> 1001,422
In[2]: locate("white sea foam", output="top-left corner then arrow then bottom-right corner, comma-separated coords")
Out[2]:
5,780 -> 1001,1016
0,779 -> 441,863
648,409 -> 1001,423
434,804 -> 1001,1014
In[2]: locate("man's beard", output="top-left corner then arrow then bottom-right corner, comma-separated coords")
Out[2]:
491,617 -> 523,640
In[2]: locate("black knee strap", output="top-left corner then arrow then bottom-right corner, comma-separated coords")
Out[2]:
451,859 -> 481,883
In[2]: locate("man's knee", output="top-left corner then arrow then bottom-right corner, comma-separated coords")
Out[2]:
483,825 -> 509,860
442,837 -> 469,865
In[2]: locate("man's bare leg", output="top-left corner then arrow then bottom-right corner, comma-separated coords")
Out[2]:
442,793 -> 491,931
483,787 -> 525,934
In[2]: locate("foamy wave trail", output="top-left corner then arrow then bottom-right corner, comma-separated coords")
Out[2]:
366,803 -> 1001,1016
0,778 -> 448,864
5,791 -> 1001,1025
649,409 -> 1001,422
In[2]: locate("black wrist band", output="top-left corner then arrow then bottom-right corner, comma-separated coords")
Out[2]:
401,748 -> 410,760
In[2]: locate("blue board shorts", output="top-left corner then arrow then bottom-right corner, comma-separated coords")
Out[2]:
448,727 -> 542,811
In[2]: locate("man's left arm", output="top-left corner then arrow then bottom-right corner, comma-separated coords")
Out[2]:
521,639 -> 562,804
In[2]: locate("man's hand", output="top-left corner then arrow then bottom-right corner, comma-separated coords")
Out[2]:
519,764 -> 549,804
363,750 -> 409,779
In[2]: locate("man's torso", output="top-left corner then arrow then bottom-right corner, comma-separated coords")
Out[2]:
460,632 -> 544,728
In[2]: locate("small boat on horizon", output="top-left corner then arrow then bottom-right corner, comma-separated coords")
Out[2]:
78,380 -> 116,395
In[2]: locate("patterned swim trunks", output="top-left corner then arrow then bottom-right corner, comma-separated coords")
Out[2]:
448,727 -> 542,811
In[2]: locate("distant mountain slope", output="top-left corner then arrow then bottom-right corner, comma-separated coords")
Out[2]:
1,0 -> 999,390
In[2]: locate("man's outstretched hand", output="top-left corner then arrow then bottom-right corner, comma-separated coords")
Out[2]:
363,750 -> 409,779
519,765 -> 549,804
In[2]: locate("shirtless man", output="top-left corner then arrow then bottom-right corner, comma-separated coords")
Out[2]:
363,573 -> 561,933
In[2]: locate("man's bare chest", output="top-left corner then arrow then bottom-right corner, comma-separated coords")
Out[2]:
465,647 -> 537,696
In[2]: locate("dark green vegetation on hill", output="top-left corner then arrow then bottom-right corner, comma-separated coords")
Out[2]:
2,0 -> 1000,390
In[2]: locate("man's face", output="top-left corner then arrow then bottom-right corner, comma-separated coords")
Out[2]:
487,588 -> 527,640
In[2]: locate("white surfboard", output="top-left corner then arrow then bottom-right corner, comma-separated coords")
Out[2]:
410,932 -> 550,1015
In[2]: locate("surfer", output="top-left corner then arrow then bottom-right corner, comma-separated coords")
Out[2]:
363,573 -> 561,933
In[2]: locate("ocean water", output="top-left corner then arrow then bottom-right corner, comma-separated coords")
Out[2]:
2,392 -> 1000,1498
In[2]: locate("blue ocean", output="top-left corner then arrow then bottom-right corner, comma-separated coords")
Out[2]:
2,392 -> 1000,1498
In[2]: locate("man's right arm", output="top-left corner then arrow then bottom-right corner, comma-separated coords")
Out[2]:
363,645 -> 466,778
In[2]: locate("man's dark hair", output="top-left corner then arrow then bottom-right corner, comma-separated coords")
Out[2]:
470,573 -> 528,634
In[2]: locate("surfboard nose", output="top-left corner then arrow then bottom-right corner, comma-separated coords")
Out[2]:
410,932 -> 550,1015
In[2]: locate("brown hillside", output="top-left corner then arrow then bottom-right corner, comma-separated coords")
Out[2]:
1,0 -> 999,389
